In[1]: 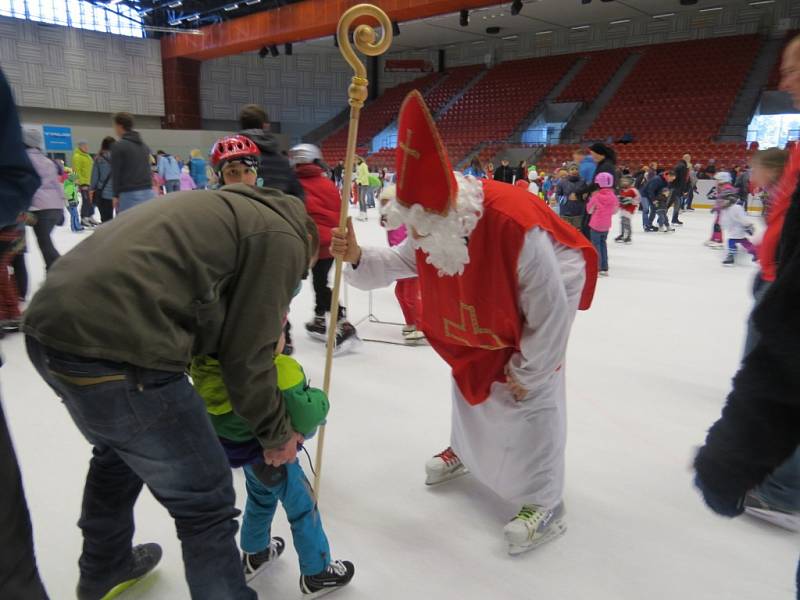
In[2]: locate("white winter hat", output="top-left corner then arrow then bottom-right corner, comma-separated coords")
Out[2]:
22,127 -> 43,149
289,143 -> 323,165
714,171 -> 732,184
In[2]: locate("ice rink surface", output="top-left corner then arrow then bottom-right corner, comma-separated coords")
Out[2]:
2,204 -> 797,599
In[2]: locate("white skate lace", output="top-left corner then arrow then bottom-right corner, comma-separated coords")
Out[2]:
326,561 -> 348,576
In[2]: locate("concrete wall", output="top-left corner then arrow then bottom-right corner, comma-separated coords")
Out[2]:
0,15 -> 164,116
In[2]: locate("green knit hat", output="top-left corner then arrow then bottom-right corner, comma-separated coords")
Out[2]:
275,355 -> 329,437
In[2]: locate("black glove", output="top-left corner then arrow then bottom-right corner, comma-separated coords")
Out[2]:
693,474 -> 745,518
744,225 -> 755,236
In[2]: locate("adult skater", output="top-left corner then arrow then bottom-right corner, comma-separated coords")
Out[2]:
331,91 -> 598,554
23,134 -> 316,600
0,66 -> 49,600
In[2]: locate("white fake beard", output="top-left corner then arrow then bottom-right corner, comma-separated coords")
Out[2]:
381,173 -> 484,276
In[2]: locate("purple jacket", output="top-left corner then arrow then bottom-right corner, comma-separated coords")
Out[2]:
586,188 -> 618,232
26,148 -> 64,211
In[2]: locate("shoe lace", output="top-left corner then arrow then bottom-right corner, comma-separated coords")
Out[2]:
435,447 -> 460,466
326,561 -> 348,577
515,505 -> 546,528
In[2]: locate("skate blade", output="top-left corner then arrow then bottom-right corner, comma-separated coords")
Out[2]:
506,519 -> 567,556
301,584 -> 352,599
425,465 -> 469,486
306,331 -> 328,342
98,575 -> 148,600
745,507 -> 800,532
330,335 -> 362,356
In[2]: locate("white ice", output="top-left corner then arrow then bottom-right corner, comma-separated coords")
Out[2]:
2,206 -> 797,599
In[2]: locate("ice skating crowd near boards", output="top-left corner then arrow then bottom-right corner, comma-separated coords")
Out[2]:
2,34 -> 800,600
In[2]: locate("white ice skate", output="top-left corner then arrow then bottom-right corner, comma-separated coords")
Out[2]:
704,240 -> 724,249
425,446 -> 468,486
744,492 -> 800,532
402,326 -> 426,346
503,502 -> 567,556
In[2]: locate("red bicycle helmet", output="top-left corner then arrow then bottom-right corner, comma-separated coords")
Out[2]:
210,135 -> 261,169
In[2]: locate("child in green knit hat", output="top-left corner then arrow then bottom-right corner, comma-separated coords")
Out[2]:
190,328 -> 355,596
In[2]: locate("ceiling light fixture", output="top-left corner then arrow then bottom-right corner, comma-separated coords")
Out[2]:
653,13 -> 675,18
510,0 -> 523,15
185,13 -> 200,21
571,25 -> 590,30
535,30 -> 553,35
699,6 -> 723,12
168,17 -> 182,26
471,40 -> 485,45
502,34 -> 519,40
223,3 -> 238,10
245,0 -> 261,5
167,0 -> 182,7
610,19 -> 631,24
749,0 -> 775,5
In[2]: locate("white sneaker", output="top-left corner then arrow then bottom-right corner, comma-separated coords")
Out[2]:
425,446 -> 468,486
503,502 -> 567,555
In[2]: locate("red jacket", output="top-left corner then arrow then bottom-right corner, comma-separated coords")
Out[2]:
296,164 -> 341,259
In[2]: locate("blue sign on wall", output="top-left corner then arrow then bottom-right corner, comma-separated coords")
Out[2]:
43,125 -> 73,151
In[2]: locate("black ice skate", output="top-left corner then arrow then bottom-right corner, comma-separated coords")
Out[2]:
614,235 -> 625,243
331,321 -> 359,355
76,543 -> 162,600
300,560 -> 355,598
722,253 -> 735,266
243,537 -> 285,582
305,316 -> 327,341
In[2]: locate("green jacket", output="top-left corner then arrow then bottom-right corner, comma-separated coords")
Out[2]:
63,177 -> 80,206
23,184 -> 311,449
191,353 -> 329,441
72,148 -> 93,186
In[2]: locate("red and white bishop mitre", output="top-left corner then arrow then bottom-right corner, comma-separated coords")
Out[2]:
393,90 -> 598,406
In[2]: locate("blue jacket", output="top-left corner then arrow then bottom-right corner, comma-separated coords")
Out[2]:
579,156 -> 596,185
641,175 -> 668,201
190,157 -> 208,188
0,69 -> 40,226
158,154 -> 181,181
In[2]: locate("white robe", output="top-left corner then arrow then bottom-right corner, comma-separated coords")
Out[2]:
345,228 -> 586,508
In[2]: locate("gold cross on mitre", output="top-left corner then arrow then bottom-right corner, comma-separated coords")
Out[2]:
398,128 -> 420,188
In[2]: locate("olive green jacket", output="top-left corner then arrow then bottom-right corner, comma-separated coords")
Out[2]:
24,184 -> 310,449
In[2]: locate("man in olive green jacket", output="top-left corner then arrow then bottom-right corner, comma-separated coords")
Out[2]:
24,182 -> 315,600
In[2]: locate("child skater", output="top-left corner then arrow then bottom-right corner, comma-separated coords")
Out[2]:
718,185 -> 757,267
705,171 -> 736,248
586,172 -> 618,276
63,167 -> 85,232
190,326 -> 355,596
380,185 -> 424,344
615,175 -> 640,244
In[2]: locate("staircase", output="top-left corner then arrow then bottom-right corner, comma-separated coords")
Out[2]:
718,35 -> 786,142
508,57 -> 589,143
561,52 -> 641,142
434,68 -> 488,118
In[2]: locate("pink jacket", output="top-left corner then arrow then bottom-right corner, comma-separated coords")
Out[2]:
586,188 -> 618,232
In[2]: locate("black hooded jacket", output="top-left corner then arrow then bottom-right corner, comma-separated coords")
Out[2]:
239,129 -> 305,202
694,172 -> 800,504
110,130 -> 152,194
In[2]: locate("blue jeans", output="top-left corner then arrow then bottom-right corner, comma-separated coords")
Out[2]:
118,188 -> 155,213
25,336 -> 256,600
68,205 -> 82,231
640,196 -> 653,229
590,228 -> 608,272
743,278 -> 800,511
165,180 -> 180,193
242,461 -> 330,576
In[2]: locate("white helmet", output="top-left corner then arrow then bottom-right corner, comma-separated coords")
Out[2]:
290,143 -> 323,165
714,171 -> 732,184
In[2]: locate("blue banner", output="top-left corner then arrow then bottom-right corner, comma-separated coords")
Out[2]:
43,125 -> 73,151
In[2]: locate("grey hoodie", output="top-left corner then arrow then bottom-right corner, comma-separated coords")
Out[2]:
24,184 -> 310,449
110,130 -> 152,194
